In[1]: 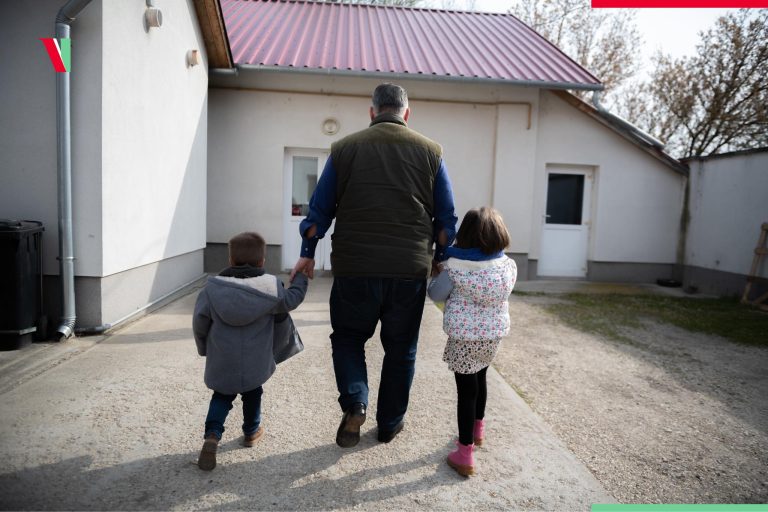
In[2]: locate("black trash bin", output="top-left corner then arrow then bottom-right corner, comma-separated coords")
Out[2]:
0,220 -> 46,350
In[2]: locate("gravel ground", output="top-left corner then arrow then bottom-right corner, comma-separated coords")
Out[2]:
492,293 -> 768,504
0,279 -> 612,511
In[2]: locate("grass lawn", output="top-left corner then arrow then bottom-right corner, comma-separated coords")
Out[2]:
532,293 -> 768,347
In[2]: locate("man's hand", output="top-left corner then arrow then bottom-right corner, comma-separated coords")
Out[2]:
431,259 -> 442,277
290,257 -> 315,281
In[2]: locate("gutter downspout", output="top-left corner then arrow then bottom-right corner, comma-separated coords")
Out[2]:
209,67 -> 239,76
74,274 -> 207,336
591,91 -> 666,149
55,0 -> 93,339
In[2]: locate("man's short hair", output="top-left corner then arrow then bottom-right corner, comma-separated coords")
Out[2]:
372,83 -> 408,115
228,231 -> 266,266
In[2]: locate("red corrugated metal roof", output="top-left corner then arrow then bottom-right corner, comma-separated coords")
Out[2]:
220,0 -> 602,90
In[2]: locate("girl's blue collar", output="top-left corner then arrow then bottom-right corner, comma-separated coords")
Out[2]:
445,246 -> 504,261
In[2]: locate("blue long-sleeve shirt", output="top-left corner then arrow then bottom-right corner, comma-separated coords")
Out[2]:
299,156 -> 457,261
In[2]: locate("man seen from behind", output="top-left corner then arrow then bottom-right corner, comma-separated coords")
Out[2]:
291,83 -> 458,448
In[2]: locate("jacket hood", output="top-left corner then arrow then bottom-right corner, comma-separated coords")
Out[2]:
204,275 -> 280,326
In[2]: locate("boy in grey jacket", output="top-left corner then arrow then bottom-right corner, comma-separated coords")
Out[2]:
193,231 -> 308,471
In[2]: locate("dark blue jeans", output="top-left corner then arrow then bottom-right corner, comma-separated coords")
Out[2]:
204,387 -> 263,440
329,277 -> 426,431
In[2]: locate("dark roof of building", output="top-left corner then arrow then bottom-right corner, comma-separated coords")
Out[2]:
220,0 -> 602,90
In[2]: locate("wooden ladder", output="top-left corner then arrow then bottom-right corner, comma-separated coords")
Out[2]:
742,222 -> 768,311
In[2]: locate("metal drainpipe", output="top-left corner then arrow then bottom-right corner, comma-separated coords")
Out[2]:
209,67 -> 239,76
591,91 -> 666,149
54,0 -> 93,339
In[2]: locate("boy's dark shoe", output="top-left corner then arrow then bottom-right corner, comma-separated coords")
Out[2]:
336,402 -> 366,448
198,434 -> 219,471
377,421 -> 404,443
243,426 -> 264,447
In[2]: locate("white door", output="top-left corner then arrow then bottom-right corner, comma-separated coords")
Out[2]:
282,149 -> 332,271
538,167 -> 592,277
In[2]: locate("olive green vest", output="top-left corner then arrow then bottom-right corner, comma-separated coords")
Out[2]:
330,113 -> 442,278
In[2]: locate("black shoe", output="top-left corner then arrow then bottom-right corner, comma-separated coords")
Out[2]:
377,421 -> 404,443
336,403 -> 366,448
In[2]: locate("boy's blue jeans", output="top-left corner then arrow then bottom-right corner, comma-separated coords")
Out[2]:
329,277 -> 426,432
204,387 -> 263,440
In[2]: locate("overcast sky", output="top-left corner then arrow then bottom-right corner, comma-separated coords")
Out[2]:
632,8 -> 738,68
460,1 -> 739,74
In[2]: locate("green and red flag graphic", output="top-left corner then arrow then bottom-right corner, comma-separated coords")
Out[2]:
40,38 -> 71,72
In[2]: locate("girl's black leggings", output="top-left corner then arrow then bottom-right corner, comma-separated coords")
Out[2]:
454,366 -> 488,446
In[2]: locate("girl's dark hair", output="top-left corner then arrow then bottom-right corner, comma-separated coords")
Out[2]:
229,231 -> 266,266
454,207 -> 510,254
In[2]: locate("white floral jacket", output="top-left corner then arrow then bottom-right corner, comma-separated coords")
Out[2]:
429,255 -> 517,341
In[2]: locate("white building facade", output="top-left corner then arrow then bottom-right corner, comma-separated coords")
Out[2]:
207,71 -> 687,283
2,0 -> 703,338
684,149 -> 768,296
1,0 -> 210,329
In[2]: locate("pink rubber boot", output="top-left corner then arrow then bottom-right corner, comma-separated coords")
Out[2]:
474,419 -> 486,446
447,441 -> 475,476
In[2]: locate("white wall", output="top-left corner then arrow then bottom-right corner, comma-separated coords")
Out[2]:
0,0 -> 103,276
208,89 -> 367,245
209,76 -> 685,272
407,100 -> 497,229
100,0 -> 208,277
208,77 -> 537,261
534,91 -> 685,264
1,0 -> 209,326
492,104 -> 539,253
0,0 -> 207,280
686,151 -> 768,277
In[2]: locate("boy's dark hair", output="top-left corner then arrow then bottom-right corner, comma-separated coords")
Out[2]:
228,231 -> 266,266
372,83 -> 408,114
454,207 -> 510,254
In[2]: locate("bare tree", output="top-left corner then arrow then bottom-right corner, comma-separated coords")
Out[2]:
425,0 -> 478,10
325,0 -> 422,6
512,0 -> 642,97
628,9 -> 768,158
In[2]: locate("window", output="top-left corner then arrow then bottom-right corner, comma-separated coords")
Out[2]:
291,156 -> 318,217
546,173 -> 584,225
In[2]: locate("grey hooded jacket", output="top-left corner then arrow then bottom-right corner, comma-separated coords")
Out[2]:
193,271 -> 308,395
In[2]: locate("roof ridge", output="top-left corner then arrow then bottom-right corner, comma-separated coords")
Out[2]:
234,0 -> 515,16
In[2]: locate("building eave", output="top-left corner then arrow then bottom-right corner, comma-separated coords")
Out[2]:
551,90 -> 688,176
236,64 -> 604,92
192,0 -> 233,69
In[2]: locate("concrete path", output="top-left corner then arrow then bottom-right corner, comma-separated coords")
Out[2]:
0,277 -> 614,510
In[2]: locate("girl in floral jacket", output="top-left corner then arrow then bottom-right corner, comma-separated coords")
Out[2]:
428,207 -> 517,477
